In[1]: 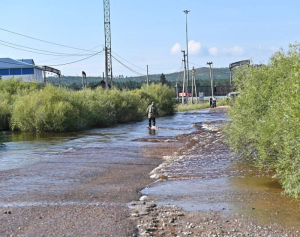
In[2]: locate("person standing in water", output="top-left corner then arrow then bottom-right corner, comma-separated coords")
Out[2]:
212,96 -> 217,108
146,102 -> 158,128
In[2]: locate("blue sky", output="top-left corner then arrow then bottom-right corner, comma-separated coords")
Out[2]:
0,0 -> 299,76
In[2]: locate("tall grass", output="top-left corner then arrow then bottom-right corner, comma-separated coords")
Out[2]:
225,44 -> 300,198
0,80 -> 175,132
0,79 -> 41,130
177,102 -> 210,112
177,99 -> 229,112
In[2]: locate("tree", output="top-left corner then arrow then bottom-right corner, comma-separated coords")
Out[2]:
160,73 -> 167,85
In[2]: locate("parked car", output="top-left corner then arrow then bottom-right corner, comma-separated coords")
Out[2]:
227,92 -> 240,98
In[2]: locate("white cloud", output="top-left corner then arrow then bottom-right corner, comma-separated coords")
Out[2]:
258,45 -> 278,52
170,43 -> 181,55
209,47 -> 218,56
188,40 -> 201,55
224,46 -> 245,56
208,45 -> 245,56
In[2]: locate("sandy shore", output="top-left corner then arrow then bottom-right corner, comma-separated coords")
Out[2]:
0,143 -> 163,237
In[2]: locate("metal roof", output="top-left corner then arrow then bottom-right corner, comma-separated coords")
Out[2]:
0,58 -> 36,69
16,59 -> 35,65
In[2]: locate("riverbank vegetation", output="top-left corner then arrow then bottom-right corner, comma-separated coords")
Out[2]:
225,44 -> 300,198
0,81 -> 176,132
177,98 -> 229,112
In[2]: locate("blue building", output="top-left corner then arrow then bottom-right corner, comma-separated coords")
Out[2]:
0,58 -> 43,83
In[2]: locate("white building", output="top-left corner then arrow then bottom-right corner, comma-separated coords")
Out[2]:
0,58 -> 43,83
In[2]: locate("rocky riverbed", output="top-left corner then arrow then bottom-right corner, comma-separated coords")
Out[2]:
0,108 -> 299,236
129,108 -> 300,236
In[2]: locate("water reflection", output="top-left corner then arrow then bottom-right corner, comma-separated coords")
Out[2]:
229,175 -> 300,229
0,110 -> 216,171
148,129 -> 156,135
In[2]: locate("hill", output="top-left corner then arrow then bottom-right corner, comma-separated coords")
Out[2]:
46,67 -> 230,87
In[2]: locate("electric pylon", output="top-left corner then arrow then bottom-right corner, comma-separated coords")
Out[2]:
103,0 -> 113,87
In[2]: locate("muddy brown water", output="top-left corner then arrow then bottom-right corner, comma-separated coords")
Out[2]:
0,109 -> 300,235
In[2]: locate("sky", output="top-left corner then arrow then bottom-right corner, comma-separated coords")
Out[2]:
0,0 -> 299,77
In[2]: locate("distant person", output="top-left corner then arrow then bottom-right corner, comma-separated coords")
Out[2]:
213,96 -> 217,108
146,102 -> 158,128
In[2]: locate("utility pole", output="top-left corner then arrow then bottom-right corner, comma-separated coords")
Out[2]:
183,10 -> 190,98
103,0 -> 113,88
43,71 -> 46,86
175,81 -> 179,102
207,62 -> 214,98
181,50 -> 187,105
146,65 -> 149,87
82,71 -> 87,89
192,67 -> 197,103
193,67 -> 198,103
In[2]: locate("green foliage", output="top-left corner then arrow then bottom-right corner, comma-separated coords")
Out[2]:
0,79 -> 41,130
1,81 -> 175,132
225,44 -> 300,198
11,85 -> 81,131
160,73 -> 167,85
138,83 -> 176,116
177,102 -> 210,112
176,98 -> 229,112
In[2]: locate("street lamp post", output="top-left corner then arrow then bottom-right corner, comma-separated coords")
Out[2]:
207,62 -> 214,98
183,10 -> 190,103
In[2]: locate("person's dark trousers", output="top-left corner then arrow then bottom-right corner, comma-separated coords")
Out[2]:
148,118 -> 156,127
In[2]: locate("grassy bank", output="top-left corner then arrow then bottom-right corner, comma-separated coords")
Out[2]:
177,98 -> 229,112
0,80 -> 176,132
225,44 -> 300,198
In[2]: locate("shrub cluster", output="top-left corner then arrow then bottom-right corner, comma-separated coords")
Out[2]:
0,81 -> 175,132
225,44 -> 300,197
0,79 -> 41,130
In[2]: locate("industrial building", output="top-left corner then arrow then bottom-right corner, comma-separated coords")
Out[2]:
0,58 -> 43,83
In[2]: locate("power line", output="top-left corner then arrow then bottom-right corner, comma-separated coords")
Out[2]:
112,55 -> 145,76
0,50 -> 103,68
0,42 -> 101,57
47,51 -> 104,67
112,51 -> 147,72
36,45 -> 103,63
0,40 -> 96,56
112,51 -> 185,75
189,61 -> 201,67
175,62 -> 184,82
0,27 -> 101,53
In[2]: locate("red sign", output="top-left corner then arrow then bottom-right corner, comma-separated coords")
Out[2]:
179,93 -> 191,97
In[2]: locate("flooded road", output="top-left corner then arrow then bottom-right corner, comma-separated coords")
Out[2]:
0,108 -> 299,236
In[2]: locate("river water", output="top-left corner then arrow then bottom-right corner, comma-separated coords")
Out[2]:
0,109 -> 300,231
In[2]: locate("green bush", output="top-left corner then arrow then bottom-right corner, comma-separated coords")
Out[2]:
6,82 -> 175,132
11,85 -> 80,131
138,83 -> 176,116
0,78 -> 41,129
225,44 -> 300,197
